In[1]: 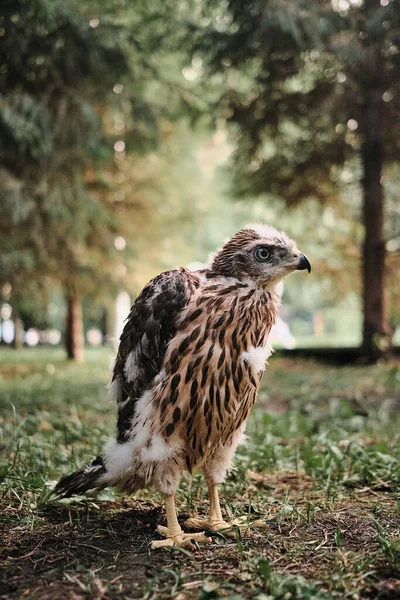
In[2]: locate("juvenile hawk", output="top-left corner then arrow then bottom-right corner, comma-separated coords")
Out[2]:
55,224 -> 311,548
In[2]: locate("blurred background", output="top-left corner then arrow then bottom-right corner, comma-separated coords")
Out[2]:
0,0 -> 399,363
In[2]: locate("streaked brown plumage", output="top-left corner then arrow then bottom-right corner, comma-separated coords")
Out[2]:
55,224 -> 311,549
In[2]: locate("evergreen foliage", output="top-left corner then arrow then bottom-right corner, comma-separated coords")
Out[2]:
0,0 -> 127,304
190,0 -> 399,196
0,0 -> 202,358
1,0 -> 398,359
189,0 -> 400,359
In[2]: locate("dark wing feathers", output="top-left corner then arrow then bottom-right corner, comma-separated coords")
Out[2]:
113,268 -> 200,442
55,455 -> 106,498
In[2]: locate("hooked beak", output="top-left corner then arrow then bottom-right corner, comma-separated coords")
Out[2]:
296,253 -> 311,273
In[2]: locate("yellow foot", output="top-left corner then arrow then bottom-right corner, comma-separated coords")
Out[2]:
185,516 -> 232,531
150,525 -> 212,550
184,516 -> 249,538
185,515 -> 267,537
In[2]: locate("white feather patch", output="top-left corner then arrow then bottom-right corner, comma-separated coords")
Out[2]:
140,434 -> 182,462
102,368 -> 183,487
124,349 -> 140,382
102,439 -> 136,481
107,376 -> 122,403
204,423 -> 248,484
128,389 -> 153,449
241,338 -> 274,372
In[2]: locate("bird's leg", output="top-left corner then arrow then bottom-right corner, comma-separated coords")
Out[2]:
185,484 -> 233,532
209,483 -> 232,529
185,483 -> 265,536
151,494 -> 211,550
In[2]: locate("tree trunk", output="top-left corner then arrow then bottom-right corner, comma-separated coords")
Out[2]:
360,87 -> 392,361
65,291 -> 84,363
106,299 -> 117,348
12,308 -> 24,349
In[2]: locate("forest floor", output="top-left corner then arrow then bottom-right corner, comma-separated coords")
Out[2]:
0,347 -> 399,600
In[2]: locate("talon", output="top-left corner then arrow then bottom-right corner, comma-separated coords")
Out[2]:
151,527 -> 212,550
192,539 -> 200,551
185,517 -> 233,532
205,529 -> 225,538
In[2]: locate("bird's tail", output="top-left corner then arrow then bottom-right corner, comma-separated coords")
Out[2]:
54,455 -> 107,498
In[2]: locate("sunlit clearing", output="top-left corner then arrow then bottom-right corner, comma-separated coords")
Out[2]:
114,236 -> 126,251
347,119 -> 358,131
182,67 -> 197,81
113,83 -> 123,94
114,141 -> 125,152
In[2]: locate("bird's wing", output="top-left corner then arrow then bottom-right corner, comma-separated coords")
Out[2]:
111,267 -> 200,442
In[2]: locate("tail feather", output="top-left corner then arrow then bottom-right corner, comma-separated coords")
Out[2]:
54,455 -> 107,498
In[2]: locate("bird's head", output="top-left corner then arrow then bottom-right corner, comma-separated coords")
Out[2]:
211,224 -> 311,289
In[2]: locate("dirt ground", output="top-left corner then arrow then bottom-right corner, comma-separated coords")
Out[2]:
1,476 -> 399,600
1,350 -> 399,599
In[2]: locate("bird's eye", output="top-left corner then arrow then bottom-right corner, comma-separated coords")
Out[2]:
254,247 -> 271,262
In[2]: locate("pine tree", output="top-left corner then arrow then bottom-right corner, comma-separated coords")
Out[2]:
190,0 -> 400,360
0,0 -> 128,358
0,0 -> 198,360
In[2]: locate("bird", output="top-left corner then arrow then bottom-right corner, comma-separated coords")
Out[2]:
55,224 -> 311,549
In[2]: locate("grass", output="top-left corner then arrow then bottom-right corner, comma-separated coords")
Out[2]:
0,347 -> 399,600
